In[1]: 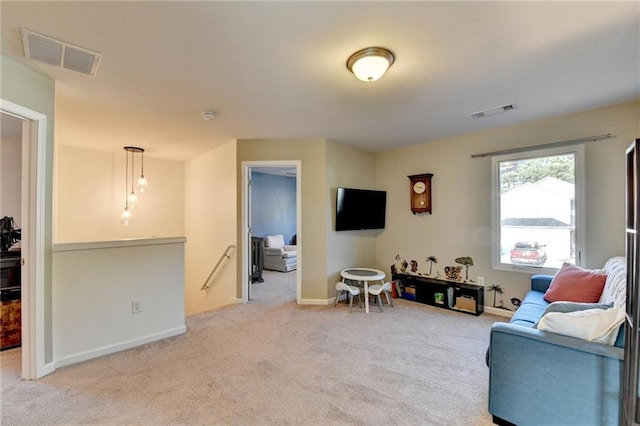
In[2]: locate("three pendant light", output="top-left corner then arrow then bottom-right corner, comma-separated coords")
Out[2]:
120,146 -> 148,225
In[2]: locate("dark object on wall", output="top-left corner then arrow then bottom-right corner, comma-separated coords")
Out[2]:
251,237 -> 264,283
0,217 -> 21,252
290,234 -> 297,245
486,284 -> 505,308
335,187 -> 386,231
407,173 -> 433,214
511,297 -> 522,309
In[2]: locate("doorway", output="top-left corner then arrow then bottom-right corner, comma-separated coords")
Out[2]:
1,113 -> 23,353
0,99 -> 48,380
242,161 -> 301,304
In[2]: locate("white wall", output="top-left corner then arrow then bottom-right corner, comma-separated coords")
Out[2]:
1,135 -> 22,225
184,141 -> 238,315
54,145 -> 184,242
376,100 -> 639,311
52,237 -> 186,367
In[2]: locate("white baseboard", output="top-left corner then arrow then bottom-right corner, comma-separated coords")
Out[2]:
298,298 -> 333,305
225,297 -> 242,305
40,361 -> 56,378
54,326 -> 187,368
484,306 -> 515,318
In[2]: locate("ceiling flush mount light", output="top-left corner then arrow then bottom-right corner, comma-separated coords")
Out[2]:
346,47 -> 395,82
120,146 -> 148,225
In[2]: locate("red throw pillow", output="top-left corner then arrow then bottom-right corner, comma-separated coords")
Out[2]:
544,263 -> 607,303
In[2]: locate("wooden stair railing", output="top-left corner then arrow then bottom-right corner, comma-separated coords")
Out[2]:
200,244 -> 236,290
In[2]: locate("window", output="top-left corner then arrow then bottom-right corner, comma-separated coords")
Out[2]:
492,145 -> 584,271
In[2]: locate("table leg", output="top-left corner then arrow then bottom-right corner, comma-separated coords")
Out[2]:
364,280 -> 369,313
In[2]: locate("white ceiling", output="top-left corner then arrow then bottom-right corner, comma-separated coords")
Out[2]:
1,2 -> 638,161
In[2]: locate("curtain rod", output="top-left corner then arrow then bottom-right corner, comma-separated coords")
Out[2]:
470,133 -> 613,159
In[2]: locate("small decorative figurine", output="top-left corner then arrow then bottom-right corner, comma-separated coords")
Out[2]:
444,266 -> 462,281
425,255 -> 438,276
454,257 -> 474,282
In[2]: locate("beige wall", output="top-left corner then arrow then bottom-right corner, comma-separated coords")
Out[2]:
185,141 -> 238,315
54,145 -> 184,242
325,141 -> 378,290
1,54 -> 56,363
376,100 -> 640,309
237,139 -> 328,300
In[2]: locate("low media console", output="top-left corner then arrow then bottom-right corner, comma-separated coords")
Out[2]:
393,273 -> 484,316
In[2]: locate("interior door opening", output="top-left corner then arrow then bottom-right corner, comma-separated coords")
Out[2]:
1,99 -> 48,380
1,113 -> 24,357
243,162 -> 301,304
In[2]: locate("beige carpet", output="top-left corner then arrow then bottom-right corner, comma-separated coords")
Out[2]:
1,270 -> 503,425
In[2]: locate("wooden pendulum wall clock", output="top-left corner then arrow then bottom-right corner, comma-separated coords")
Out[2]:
408,173 -> 433,215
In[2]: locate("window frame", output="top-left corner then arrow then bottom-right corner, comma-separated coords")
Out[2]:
491,144 -> 585,274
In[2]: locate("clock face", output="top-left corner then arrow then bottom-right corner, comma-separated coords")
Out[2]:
413,181 -> 426,194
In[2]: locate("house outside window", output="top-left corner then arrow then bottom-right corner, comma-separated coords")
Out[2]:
492,145 -> 585,272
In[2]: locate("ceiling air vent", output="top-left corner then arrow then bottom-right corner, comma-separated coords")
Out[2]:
21,29 -> 101,76
471,103 -> 516,119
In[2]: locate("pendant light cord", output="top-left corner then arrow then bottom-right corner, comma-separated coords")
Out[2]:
131,150 -> 135,193
125,149 -> 129,208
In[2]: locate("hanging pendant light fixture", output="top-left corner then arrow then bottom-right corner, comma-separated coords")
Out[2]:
120,146 -> 146,224
128,148 -> 139,209
346,47 -> 395,82
137,149 -> 148,193
120,148 -> 133,225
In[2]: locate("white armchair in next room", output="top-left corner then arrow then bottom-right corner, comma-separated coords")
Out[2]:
263,234 -> 297,272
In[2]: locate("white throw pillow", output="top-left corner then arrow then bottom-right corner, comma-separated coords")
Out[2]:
532,301 -> 613,329
537,307 -> 625,345
265,234 -> 285,248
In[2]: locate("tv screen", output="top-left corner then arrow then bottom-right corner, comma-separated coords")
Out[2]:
336,187 -> 387,231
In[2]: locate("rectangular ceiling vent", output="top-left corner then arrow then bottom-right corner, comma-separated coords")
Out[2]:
21,29 -> 101,76
471,103 -> 516,119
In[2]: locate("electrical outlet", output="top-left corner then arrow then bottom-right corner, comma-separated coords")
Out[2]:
131,299 -> 143,314
477,276 -> 485,286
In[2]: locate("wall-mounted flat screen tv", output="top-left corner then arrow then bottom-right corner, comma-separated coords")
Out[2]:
336,187 -> 387,231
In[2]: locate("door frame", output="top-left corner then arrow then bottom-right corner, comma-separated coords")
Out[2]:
1,99 -> 48,379
241,160 -> 301,303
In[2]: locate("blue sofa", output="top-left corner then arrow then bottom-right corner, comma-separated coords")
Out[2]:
488,257 -> 626,426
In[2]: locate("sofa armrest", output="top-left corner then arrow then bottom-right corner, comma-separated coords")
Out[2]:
264,247 -> 284,256
531,274 -> 554,293
489,322 -> 623,425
